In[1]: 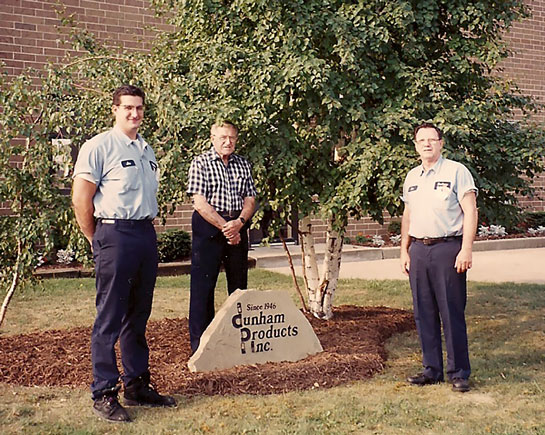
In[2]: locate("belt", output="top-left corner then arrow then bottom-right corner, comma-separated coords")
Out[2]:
218,210 -> 241,218
97,218 -> 153,225
411,235 -> 462,245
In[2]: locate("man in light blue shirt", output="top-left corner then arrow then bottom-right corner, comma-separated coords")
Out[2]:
72,85 -> 175,423
400,122 -> 478,393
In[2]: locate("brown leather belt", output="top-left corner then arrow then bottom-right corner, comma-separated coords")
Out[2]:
218,210 -> 241,218
410,235 -> 462,246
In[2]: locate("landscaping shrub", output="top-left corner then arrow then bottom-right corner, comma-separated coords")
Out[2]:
157,229 -> 191,263
387,220 -> 401,235
524,211 -> 545,228
506,211 -> 545,233
355,234 -> 372,244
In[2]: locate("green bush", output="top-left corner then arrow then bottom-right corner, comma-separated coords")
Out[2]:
157,229 -> 191,263
355,234 -> 372,244
387,220 -> 402,235
524,211 -> 545,228
506,211 -> 545,233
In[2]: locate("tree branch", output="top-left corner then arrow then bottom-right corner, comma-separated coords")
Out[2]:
73,82 -> 109,97
279,231 -> 308,312
62,55 -> 136,69
0,238 -> 22,328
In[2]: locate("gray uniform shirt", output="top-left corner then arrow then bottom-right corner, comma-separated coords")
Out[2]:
402,157 -> 477,238
73,126 -> 159,220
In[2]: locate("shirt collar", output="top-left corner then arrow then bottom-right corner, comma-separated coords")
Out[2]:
419,155 -> 444,176
206,146 -> 234,163
112,126 -> 148,149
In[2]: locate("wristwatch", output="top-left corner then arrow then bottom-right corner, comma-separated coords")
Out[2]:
239,216 -> 246,224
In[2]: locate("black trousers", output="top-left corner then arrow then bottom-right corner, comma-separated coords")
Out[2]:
90,219 -> 157,398
408,238 -> 471,381
189,211 -> 249,352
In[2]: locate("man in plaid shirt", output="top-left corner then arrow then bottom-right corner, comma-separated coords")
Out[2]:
187,121 -> 257,353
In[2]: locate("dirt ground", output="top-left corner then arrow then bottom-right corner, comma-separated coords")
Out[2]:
0,305 -> 414,396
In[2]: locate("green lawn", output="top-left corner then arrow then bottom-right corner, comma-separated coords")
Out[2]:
1,270 -> 544,434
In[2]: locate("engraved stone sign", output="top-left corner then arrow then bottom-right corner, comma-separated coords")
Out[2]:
187,289 -> 323,372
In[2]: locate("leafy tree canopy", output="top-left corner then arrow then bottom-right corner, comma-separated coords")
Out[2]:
143,0 -> 545,230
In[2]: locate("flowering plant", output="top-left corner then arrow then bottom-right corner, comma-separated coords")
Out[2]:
56,249 -> 75,265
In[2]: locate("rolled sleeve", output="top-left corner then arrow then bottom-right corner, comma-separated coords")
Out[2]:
244,173 -> 257,198
187,158 -> 207,196
73,141 -> 102,184
456,165 -> 478,202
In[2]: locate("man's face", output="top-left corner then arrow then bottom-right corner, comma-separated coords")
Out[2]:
112,95 -> 144,136
211,124 -> 238,160
414,127 -> 443,164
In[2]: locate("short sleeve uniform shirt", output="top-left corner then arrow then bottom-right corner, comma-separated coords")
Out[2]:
73,126 -> 159,220
402,157 -> 477,238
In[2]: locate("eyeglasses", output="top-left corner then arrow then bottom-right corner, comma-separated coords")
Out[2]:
415,139 -> 441,145
117,104 -> 145,112
213,135 -> 238,142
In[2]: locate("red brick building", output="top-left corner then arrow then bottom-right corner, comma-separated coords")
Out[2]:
1,0 -> 544,242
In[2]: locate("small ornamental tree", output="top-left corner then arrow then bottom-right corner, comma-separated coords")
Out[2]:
145,0 -> 545,318
0,70 -> 77,327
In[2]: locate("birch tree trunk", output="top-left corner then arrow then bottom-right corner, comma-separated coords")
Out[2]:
299,216 -> 321,313
317,221 -> 343,319
0,238 -> 22,328
299,215 -> 343,319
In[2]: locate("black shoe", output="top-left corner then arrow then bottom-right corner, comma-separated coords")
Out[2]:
451,377 -> 470,392
124,373 -> 177,408
407,373 -> 442,386
93,394 -> 131,423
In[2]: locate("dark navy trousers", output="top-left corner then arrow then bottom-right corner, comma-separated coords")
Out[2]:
189,211 -> 248,352
91,219 -> 157,398
408,238 -> 471,381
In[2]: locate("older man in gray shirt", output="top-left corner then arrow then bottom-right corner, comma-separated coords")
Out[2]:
400,122 -> 478,393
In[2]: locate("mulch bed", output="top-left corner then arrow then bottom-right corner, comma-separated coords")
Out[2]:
0,305 -> 414,396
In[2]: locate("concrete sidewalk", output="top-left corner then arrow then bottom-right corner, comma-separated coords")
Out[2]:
35,237 -> 545,283
253,238 -> 545,284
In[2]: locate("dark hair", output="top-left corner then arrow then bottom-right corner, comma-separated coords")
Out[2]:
112,85 -> 145,106
212,120 -> 239,135
414,122 -> 442,140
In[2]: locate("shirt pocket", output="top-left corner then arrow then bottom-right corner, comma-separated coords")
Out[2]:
110,161 -> 142,191
235,175 -> 248,196
432,186 -> 455,210
148,160 -> 160,191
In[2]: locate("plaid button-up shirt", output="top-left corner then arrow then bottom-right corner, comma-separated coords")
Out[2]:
187,147 -> 257,212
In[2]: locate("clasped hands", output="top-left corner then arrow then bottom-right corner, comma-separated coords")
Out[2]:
222,219 -> 243,245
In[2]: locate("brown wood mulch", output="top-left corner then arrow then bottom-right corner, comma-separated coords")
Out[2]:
0,305 -> 414,396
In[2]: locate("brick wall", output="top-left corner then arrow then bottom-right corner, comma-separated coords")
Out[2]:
158,203 -> 193,234
501,0 -> 545,212
311,215 -> 398,244
0,0 -> 167,77
519,173 -> 545,211
501,0 -> 545,122
1,0 -> 544,240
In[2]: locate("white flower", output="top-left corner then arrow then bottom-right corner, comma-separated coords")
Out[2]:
489,225 -> 507,236
479,224 -> 507,237
372,235 -> 385,247
57,249 -> 75,265
478,225 -> 490,237
36,253 -> 46,267
390,234 -> 402,246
